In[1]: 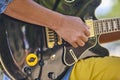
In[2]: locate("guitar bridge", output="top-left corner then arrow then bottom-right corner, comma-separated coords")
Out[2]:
45,28 -> 62,48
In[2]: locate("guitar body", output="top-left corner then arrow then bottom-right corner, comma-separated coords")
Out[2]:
0,0 -> 109,80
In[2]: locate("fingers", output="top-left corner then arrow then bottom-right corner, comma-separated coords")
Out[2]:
71,42 -> 78,48
70,39 -> 84,48
81,34 -> 88,42
57,16 -> 90,48
70,34 -> 89,48
85,28 -> 90,37
76,35 -> 88,46
76,39 -> 85,47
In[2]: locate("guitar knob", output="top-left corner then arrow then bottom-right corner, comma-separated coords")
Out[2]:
26,53 -> 38,67
39,59 -> 44,66
24,67 -> 32,75
48,72 -> 56,79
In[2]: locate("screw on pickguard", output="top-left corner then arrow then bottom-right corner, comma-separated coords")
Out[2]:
45,28 -> 62,48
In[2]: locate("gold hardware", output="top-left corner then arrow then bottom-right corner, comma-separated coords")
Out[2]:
85,19 -> 95,37
50,54 -> 56,60
57,36 -> 62,45
45,28 -> 62,48
45,28 -> 55,48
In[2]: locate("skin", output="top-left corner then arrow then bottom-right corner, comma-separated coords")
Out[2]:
4,0 -> 90,48
3,0 -> 120,47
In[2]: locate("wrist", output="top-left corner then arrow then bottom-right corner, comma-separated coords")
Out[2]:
49,12 -> 64,31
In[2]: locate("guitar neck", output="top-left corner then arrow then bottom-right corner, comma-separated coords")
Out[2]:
93,18 -> 120,35
86,17 -> 120,37
46,17 -> 120,48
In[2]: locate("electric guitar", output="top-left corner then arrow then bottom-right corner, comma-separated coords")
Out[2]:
63,17 -> 120,66
0,0 -> 119,80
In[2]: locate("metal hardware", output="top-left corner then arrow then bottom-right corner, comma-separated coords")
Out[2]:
48,72 -> 56,79
45,28 -> 62,48
64,0 -> 75,3
85,19 -> 95,37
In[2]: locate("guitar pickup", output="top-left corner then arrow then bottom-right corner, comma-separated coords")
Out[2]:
85,19 -> 95,37
45,28 -> 62,48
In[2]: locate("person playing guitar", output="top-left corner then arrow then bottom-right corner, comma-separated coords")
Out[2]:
0,0 -> 120,80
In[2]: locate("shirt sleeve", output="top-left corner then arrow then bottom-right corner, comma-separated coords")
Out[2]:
0,0 -> 12,14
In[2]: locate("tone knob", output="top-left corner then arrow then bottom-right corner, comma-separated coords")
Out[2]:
48,72 -> 57,79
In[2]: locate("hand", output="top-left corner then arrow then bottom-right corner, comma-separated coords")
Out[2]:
54,15 -> 90,48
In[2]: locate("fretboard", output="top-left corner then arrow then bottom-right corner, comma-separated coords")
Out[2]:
93,18 -> 120,35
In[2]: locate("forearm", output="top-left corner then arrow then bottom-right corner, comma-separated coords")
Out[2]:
3,0 -> 90,47
4,0 -> 63,30
99,31 -> 120,43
